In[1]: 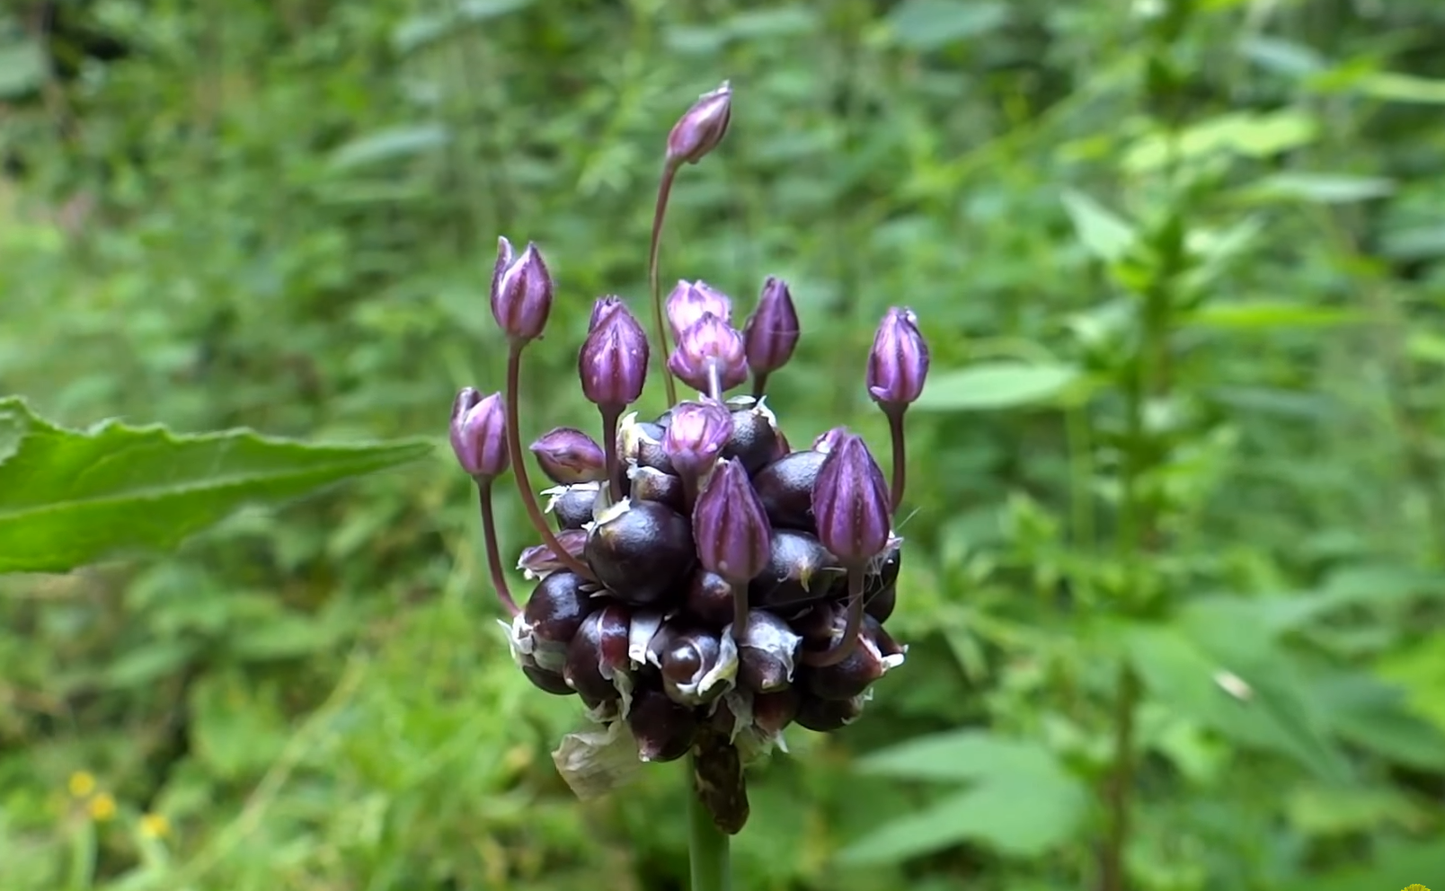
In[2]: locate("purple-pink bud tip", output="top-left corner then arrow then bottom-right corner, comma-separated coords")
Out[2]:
811,431 -> 892,565
662,400 -> 734,481
666,81 -> 732,167
667,312 -> 748,395
692,457 -> 772,585
490,237 -> 554,343
450,387 -> 509,480
530,427 -> 607,485
579,297 -> 650,409
666,280 -> 733,340
743,276 -> 800,377
867,306 -> 930,411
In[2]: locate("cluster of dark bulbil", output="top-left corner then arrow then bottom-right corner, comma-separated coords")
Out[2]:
448,83 -> 930,833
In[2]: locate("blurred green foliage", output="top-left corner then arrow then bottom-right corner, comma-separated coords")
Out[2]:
3,0 -> 1445,889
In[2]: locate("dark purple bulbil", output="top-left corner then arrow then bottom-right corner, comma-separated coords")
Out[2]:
450,81 -> 929,834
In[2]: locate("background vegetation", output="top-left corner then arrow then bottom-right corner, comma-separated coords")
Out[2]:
3,0 -> 1445,888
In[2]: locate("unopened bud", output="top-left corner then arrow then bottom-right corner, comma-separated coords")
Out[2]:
666,81 -> 732,167
579,298 -> 650,409
450,388 -> 509,480
563,604 -> 632,704
668,313 -> 747,395
490,238 -> 553,343
531,428 -> 606,485
662,399 -> 733,481
692,458 -> 771,585
648,624 -> 738,707
585,500 -> 696,606
666,280 -> 733,340
812,432 -> 891,565
867,307 -> 930,411
628,686 -> 698,762
743,276 -> 800,378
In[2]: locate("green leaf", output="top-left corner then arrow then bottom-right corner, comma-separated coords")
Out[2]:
886,0 -> 1008,50
914,362 -> 1080,412
1060,189 -> 1137,262
1347,71 -> 1445,105
1184,301 -> 1364,330
1244,172 -> 1395,203
0,397 -> 430,573
392,0 -> 535,54
1286,783 -> 1423,835
327,124 -> 452,171
0,39 -> 45,98
1123,111 -> 1319,172
845,731 -> 1087,862
1122,622 -> 1351,782
856,729 -> 1064,783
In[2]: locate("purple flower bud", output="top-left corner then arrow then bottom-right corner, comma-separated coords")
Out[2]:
811,432 -> 892,565
867,307 -> 930,410
530,427 -> 607,485
579,298 -> 649,408
662,400 -> 734,481
668,313 -> 747,395
490,238 -> 553,343
589,295 -> 623,331
692,458 -> 772,585
450,388 -> 508,479
743,276 -> 800,377
666,81 -> 732,167
812,426 -> 847,454
517,528 -> 587,580
666,280 -> 733,340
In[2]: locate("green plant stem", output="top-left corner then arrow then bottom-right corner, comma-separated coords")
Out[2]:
1100,663 -> 1139,891
649,163 -> 680,407
687,754 -> 731,891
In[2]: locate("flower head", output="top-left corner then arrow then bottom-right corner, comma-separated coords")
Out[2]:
450,388 -> 508,480
490,238 -> 553,343
666,81 -> 732,167
579,298 -> 650,409
811,431 -> 891,565
866,307 -> 930,411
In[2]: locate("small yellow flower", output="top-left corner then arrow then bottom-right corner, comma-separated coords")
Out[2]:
88,793 -> 117,822
1401,885 -> 1430,891
139,813 -> 170,839
68,771 -> 96,798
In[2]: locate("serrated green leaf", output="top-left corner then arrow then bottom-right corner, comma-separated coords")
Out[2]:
914,363 -> 1080,412
0,397 -> 430,573
1286,783 -> 1422,835
1348,71 -> 1445,105
845,733 -> 1087,862
1124,110 -> 1319,172
1060,189 -> 1137,262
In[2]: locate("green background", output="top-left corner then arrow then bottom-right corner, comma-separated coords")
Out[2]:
2,0 -> 1445,889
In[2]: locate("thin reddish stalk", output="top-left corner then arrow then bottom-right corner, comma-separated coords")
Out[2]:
801,568 -> 864,666
476,480 -> 520,617
600,404 -> 623,502
649,163 -> 680,407
506,345 -> 595,580
886,407 -> 907,512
